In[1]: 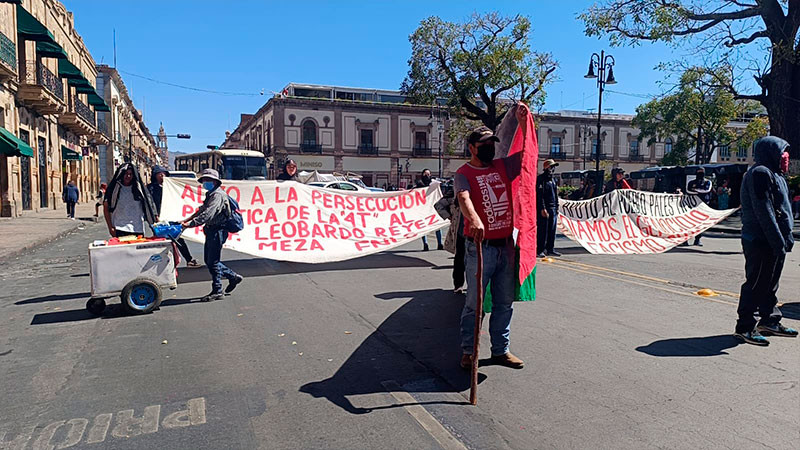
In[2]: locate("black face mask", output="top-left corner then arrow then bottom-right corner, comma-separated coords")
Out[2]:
421,175 -> 431,184
476,143 -> 495,164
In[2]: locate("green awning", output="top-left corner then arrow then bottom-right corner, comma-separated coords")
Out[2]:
87,90 -> 109,109
0,126 -> 34,157
36,41 -> 67,59
16,4 -> 58,44
61,145 -> 82,161
94,104 -> 111,112
57,58 -> 83,79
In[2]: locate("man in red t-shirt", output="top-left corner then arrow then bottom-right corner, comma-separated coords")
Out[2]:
454,106 -> 530,370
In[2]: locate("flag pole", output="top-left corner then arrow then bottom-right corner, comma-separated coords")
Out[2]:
470,238 -> 484,405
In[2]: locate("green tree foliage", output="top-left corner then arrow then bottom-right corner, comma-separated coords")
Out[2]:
580,1 -> 800,163
401,13 -> 558,131
633,67 -> 768,165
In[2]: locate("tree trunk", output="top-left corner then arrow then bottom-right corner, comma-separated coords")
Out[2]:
763,60 -> 800,166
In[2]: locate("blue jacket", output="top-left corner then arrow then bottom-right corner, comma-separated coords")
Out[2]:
63,183 -> 79,203
740,136 -> 794,255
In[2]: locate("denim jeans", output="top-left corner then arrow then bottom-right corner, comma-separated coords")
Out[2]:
66,201 -> 76,218
204,228 -> 239,294
461,239 -> 515,356
422,230 -> 443,247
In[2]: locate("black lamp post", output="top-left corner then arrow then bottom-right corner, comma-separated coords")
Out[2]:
429,104 -> 449,179
585,50 -> 617,194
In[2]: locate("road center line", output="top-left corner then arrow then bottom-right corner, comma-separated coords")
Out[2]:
381,380 -> 467,450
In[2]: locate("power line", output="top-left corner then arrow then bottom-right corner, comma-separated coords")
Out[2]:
118,70 -> 262,97
605,89 -> 658,99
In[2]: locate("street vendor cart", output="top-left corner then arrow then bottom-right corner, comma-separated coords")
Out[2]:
86,237 -> 178,315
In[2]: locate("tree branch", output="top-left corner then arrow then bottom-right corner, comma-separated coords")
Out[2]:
725,29 -> 768,46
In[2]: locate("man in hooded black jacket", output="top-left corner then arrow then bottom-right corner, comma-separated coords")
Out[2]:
734,136 -> 797,346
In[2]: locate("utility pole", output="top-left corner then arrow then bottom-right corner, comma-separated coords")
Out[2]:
585,51 -> 617,194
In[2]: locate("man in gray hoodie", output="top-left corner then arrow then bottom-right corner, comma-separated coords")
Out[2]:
735,136 -> 797,345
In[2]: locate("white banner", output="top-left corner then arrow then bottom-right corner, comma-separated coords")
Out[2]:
557,190 -> 737,254
161,179 -> 449,263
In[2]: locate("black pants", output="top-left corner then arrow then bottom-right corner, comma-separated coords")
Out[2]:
537,207 -> 558,254
453,234 -> 466,289
175,237 -> 194,263
736,239 -> 784,333
66,201 -> 76,218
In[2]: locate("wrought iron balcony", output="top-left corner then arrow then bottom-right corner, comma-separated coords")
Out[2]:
0,31 -> 15,76
549,151 -> 567,160
413,146 -> 432,157
96,118 -> 110,137
74,96 -> 95,125
358,144 -> 379,155
628,154 -> 644,162
38,61 -> 63,100
300,143 -> 322,153
18,60 -> 64,114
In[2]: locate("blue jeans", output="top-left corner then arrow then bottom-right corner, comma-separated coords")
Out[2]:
204,228 -> 239,294
422,230 -> 443,247
461,239 -> 515,356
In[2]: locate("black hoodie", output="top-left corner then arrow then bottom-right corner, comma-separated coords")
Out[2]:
740,136 -> 794,254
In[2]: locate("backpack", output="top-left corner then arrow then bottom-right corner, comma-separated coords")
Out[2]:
223,196 -> 245,233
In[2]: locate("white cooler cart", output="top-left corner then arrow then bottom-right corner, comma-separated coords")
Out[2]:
87,239 -> 178,315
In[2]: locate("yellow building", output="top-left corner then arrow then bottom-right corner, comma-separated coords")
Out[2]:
0,0 -> 110,217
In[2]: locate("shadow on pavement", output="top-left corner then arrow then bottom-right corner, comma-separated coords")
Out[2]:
636,335 -> 740,357
780,303 -> 800,321
15,292 -> 90,305
300,288 -> 480,414
177,252 -> 434,284
30,303 -> 136,324
667,247 -> 741,256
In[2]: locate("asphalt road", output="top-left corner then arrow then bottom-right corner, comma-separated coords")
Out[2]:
0,223 -> 797,449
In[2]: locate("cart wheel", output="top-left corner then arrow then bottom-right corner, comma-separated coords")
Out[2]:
86,298 -> 106,315
121,278 -> 162,314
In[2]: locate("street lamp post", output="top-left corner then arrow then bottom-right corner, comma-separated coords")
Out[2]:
430,104 -> 448,179
585,50 -> 616,194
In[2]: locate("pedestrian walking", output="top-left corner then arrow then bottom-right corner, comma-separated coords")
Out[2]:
417,169 -> 443,251
716,179 -> 731,210
277,159 -> 299,181
734,137 -> 797,346
436,185 -> 466,292
536,159 -> 561,257
454,105 -> 531,371
181,169 -> 243,302
94,183 -> 106,218
686,168 -> 713,246
604,168 -> 631,193
62,180 -> 79,220
147,165 -> 201,268
103,163 -> 157,238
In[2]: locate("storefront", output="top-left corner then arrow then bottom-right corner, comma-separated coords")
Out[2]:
289,155 -> 336,172
341,157 -> 391,187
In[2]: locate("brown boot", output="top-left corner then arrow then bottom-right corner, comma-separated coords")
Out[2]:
460,353 -> 473,370
490,352 -> 524,369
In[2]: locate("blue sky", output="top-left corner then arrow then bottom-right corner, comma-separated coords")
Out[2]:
64,0 -> 681,154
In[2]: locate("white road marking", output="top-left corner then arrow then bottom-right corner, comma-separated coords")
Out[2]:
381,380 -> 467,450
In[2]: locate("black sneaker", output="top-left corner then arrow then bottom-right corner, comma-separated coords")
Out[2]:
423,243 -> 429,251
437,243 -> 444,250
757,323 -> 798,337
201,292 -> 224,302
537,252 -> 546,258
733,330 -> 770,346
547,250 -> 562,257
225,275 -> 244,294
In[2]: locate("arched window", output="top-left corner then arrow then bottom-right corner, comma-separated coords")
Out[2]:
302,120 -> 317,146
665,138 -> 673,154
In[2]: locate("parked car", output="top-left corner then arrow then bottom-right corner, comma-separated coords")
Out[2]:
168,170 -> 198,180
347,178 -> 385,192
308,181 -> 372,192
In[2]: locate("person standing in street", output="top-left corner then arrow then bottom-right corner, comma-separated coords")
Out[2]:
182,169 -> 243,302
417,168 -> 443,251
436,184 -> 466,292
103,163 -> 157,238
536,159 -> 561,257
604,168 -> 632,193
686,168 -> 713,245
277,159 -> 299,181
734,137 -> 797,346
716,179 -> 731,210
454,104 -> 531,371
147,165 -> 201,268
62,180 -> 79,220
94,183 -> 106,218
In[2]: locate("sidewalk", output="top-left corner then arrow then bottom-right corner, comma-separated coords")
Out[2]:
709,214 -> 800,238
0,203 -> 100,261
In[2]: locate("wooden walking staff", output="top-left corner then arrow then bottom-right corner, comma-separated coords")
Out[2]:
470,237 -> 484,405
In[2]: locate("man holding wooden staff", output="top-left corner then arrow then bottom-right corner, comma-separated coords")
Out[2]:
454,104 -> 531,371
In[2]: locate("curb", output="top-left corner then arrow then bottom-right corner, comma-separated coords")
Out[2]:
0,220 -> 92,262
707,226 -> 800,239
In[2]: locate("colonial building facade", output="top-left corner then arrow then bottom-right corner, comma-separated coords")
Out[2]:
221,83 -> 758,188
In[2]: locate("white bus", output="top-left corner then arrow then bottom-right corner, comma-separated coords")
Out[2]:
174,149 -> 267,180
